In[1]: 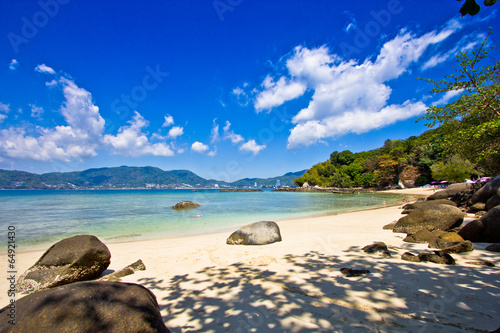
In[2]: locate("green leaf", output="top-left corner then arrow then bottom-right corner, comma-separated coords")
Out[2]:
460,0 -> 481,16
484,0 -> 497,6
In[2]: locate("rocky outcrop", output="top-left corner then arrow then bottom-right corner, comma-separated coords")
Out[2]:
226,221 -> 282,245
471,176 -> 500,205
393,204 -> 464,234
458,207 -> 500,243
403,229 -> 446,243
427,183 -> 472,200
171,201 -> 200,210
429,240 -> 474,253
401,251 -> 455,265
362,242 -> 391,257
16,235 -> 111,294
486,195 -> 500,211
383,222 -> 397,230
1,281 -> 169,333
401,199 -> 457,214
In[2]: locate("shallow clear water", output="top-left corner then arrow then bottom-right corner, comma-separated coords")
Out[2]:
0,189 -> 402,251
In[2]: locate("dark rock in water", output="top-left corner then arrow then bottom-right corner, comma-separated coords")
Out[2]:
458,220 -> 484,242
16,235 -> 111,294
362,242 -> 391,257
429,240 -> 474,253
418,251 -> 456,265
171,201 -> 200,210
428,183 -> 472,200
401,252 -> 421,262
485,243 -> 500,252
226,221 -> 282,245
481,206 -> 500,243
403,229 -> 446,243
465,260 -> 496,267
383,222 -> 397,230
402,199 -> 457,214
393,204 -> 464,234
340,267 -> 370,277
0,281 -> 169,333
486,195 -> 500,211
471,176 -> 500,204
99,260 -> 146,282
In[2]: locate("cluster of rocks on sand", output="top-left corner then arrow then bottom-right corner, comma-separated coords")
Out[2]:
385,176 -> 500,266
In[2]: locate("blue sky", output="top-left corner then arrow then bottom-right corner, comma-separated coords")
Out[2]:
0,1 -> 498,181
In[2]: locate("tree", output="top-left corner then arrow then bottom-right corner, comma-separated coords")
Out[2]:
459,0 -> 497,17
430,155 -> 478,182
418,32 -> 500,175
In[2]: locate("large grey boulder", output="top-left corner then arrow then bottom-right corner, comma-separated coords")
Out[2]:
393,204 -> 464,234
471,176 -> 500,204
0,281 -> 169,333
458,220 -> 484,242
401,199 -> 457,214
17,235 -> 111,294
427,183 -> 472,200
227,221 -> 282,245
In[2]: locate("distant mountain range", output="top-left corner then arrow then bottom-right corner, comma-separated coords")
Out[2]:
0,166 -> 306,189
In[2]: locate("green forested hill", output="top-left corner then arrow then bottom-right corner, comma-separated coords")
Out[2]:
294,127 -> 481,188
0,166 -> 303,189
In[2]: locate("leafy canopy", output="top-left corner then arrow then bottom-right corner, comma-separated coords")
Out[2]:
418,31 -> 500,175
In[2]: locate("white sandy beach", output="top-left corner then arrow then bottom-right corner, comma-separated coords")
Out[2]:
2,188 -> 499,332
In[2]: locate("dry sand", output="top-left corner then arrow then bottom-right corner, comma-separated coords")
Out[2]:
1,188 -> 499,332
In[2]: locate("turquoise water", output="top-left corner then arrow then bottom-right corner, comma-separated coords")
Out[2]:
0,189 -> 402,251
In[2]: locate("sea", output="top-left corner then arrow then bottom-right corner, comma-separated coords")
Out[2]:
0,189 -> 404,252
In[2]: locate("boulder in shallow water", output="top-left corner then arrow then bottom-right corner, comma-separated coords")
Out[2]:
226,221 -> 282,245
171,201 -> 200,210
393,204 -> 464,234
16,235 -> 111,294
0,281 -> 169,333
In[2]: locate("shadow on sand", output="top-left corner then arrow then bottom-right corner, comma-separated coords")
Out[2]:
138,247 -> 499,333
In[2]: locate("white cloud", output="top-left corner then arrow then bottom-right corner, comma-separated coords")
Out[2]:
0,77 -> 105,162
240,139 -> 266,155
432,89 -> 464,106
103,111 -> 174,157
251,19 -> 461,149
30,104 -> 44,119
232,86 -> 250,106
223,121 -> 244,144
9,59 -> 19,71
211,119 -> 220,144
167,126 -> 184,139
191,141 -> 209,154
0,102 -> 10,113
35,64 -> 55,74
163,114 -> 174,127
207,149 -> 217,157
254,75 -> 307,112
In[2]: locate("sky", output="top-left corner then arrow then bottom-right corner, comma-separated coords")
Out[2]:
0,1 -> 498,182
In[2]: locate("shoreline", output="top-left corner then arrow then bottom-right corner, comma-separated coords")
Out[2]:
2,187 -> 498,331
7,189 -> 425,255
